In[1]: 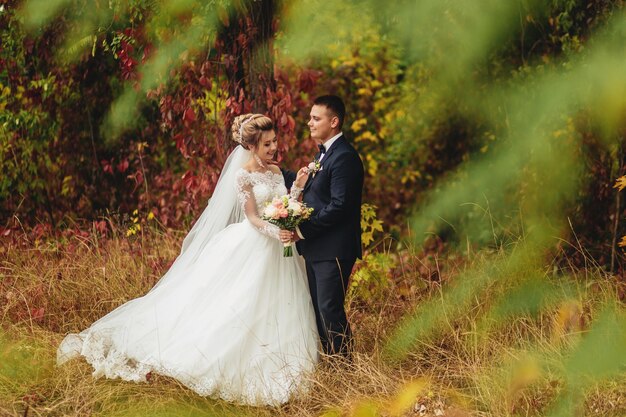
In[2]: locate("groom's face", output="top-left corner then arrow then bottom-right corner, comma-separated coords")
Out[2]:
308,105 -> 338,143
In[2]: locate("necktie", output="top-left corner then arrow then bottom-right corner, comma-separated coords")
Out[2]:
318,144 -> 326,154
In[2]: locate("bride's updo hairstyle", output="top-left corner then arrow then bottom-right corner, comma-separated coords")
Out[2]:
231,113 -> 274,150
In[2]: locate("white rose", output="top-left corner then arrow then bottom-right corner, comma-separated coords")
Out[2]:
307,162 -> 316,172
263,205 -> 278,219
288,200 -> 302,214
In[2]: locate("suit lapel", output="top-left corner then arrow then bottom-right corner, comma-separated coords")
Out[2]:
303,151 -> 321,192
320,135 -> 343,162
303,136 -> 345,193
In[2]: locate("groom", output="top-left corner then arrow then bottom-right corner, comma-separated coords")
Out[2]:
285,95 -> 364,357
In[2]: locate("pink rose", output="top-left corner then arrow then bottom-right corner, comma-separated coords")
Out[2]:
279,208 -> 289,218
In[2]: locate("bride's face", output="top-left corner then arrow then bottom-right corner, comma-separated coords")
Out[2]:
253,130 -> 278,162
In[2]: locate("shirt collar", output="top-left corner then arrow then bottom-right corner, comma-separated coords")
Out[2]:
322,132 -> 343,152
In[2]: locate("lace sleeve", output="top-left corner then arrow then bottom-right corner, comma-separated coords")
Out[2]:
235,170 -> 281,240
289,184 -> 303,200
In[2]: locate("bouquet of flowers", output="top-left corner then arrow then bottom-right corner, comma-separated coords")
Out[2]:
262,195 -> 313,257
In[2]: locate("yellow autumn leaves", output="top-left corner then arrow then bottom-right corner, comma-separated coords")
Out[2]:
126,209 -> 156,237
613,175 -> 626,192
320,378 -> 469,417
361,203 -> 384,247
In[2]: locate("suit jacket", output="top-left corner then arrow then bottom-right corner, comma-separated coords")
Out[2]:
283,135 -> 364,262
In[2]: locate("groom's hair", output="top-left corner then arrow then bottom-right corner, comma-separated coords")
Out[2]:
314,95 -> 345,129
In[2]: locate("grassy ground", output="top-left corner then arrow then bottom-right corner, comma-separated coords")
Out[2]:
1,229 -> 625,417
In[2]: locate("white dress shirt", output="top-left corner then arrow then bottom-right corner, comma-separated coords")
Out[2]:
318,132 -> 343,162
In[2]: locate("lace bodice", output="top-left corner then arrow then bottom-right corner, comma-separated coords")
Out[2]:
235,169 -> 302,240
236,169 -> 288,212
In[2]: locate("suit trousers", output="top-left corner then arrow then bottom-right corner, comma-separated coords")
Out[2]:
305,258 -> 355,357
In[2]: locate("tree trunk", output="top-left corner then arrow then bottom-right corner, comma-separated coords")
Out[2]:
247,0 -> 276,112
219,0 -> 276,112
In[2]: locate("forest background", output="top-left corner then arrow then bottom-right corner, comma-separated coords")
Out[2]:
1,0 -> 626,416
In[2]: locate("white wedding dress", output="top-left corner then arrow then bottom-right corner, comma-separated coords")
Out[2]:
57,146 -> 319,406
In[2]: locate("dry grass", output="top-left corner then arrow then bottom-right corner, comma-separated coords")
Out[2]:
1,229 -> 625,417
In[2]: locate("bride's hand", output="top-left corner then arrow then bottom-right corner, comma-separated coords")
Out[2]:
279,229 -> 293,243
294,167 -> 309,189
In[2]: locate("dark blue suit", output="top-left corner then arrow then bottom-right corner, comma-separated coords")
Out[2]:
284,135 -> 364,356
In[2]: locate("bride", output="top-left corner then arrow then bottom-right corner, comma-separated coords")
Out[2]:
57,114 -> 319,406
